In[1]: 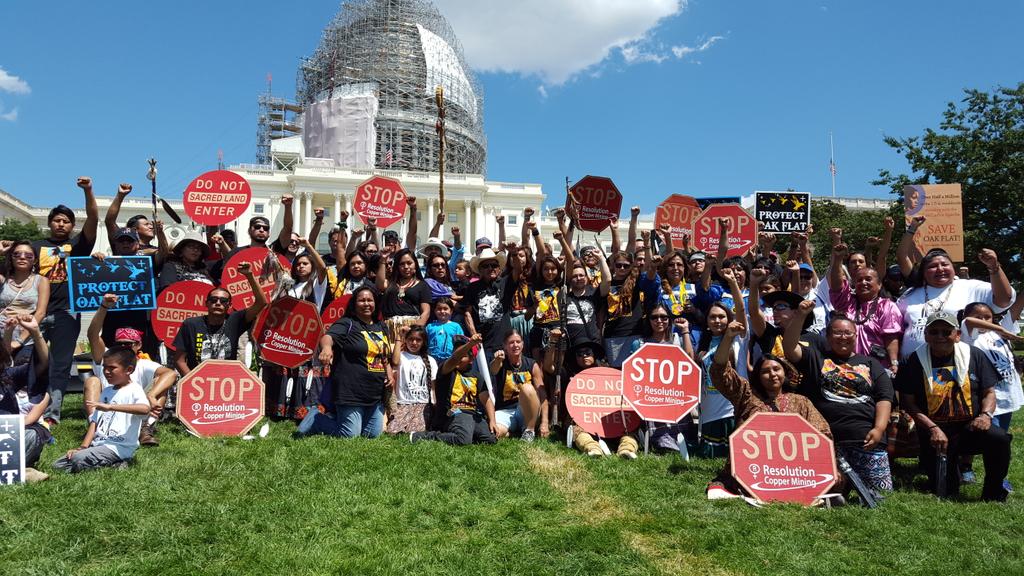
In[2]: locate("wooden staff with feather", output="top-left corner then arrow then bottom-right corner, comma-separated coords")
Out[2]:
145,157 -> 183,224
435,86 -> 446,215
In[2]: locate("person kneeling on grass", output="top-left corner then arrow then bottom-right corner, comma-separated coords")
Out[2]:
411,333 -> 497,446
0,314 -> 51,481
489,329 -> 545,442
53,347 -> 150,473
706,321 -> 833,499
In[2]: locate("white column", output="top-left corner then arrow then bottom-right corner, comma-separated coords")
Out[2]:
269,195 -> 280,231
345,195 -> 352,217
303,192 -> 313,238
464,201 -> 473,246
333,194 -> 342,225
292,191 -> 301,236
475,201 -> 485,243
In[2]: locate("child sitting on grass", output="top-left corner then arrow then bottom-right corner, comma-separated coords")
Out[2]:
411,333 -> 496,445
53,347 -> 150,473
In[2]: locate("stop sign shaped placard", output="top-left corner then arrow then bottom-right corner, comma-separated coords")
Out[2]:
730,412 -> 837,506
570,175 -> 622,232
692,203 -> 758,259
566,367 -> 642,438
176,360 -> 265,437
183,170 -> 252,226
223,247 -> 291,311
655,194 -> 702,245
254,297 -> 324,368
354,175 -> 407,229
320,294 -> 351,327
621,343 -> 701,423
150,280 -> 214,350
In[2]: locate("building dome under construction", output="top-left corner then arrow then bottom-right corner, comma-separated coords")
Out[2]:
296,0 -> 486,175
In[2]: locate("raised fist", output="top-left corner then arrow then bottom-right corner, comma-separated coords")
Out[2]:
118,183 -> 132,196
77,176 -> 92,190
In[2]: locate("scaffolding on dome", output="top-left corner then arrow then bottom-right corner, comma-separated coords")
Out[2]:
294,0 -> 486,175
256,94 -> 304,166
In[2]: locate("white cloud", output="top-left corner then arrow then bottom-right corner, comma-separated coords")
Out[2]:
537,85 -> 548,99
671,35 -> 724,59
0,107 -> 17,122
434,0 -> 684,85
0,67 -> 30,95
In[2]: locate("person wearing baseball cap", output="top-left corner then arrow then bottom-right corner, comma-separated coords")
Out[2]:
474,237 -> 492,256
894,310 -> 1012,501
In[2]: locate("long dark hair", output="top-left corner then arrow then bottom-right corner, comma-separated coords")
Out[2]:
426,254 -> 452,285
659,250 -> 689,296
610,251 -> 639,317
697,301 -> 734,357
388,248 -> 423,286
751,354 -> 799,396
289,253 -> 316,301
535,255 -> 564,287
402,324 -> 432,389
341,251 -> 369,281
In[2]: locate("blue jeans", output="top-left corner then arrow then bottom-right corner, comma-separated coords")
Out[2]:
296,403 -> 384,438
993,412 -> 1012,431
40,311 -> 81,423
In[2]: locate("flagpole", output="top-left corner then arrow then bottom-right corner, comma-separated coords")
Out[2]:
829,130 -> 836,198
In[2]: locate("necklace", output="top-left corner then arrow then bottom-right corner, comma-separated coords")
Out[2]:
397,278 -> 416,299
853,295 -> 879,325
922,282 -> 953,317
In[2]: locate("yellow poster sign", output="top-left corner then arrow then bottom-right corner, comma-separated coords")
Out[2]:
904,183 -> 964,262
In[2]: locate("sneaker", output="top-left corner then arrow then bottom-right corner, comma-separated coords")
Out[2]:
1003,479 -> 1014,493
139,424 -> 159,447
961,470 -> 977,484
586,446 -> 603,457
706,482 -> 740,500
410,431 -> 424,444
24,467 -> 49,483
521,429 -> 536,443
619,450 -> 637,460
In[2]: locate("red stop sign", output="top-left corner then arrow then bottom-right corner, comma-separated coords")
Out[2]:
621,343 -> 701,423
176,360 -> 265,437
320,294 -> 351,327
183,170 -> 252,226
570,175 -> 622,232
565,367 -> 642,438
655,194 -> 702,245
691,204 -> 758,258
354,175 -> 408,229
254,297 -> 324,368
150,280 -> 215,350
223,247 -> 291,311
730,412 -> 837,506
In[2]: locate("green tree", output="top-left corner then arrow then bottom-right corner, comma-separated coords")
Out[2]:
874,83 -> 1024,282
0,217 -> 45,241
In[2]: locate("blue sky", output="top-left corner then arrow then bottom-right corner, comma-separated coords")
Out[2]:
1,1 -> 1022,212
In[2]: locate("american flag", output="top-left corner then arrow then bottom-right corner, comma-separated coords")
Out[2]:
384,148 -> 393,168
829,158 -> 837,176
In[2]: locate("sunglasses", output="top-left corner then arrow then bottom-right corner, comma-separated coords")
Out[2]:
11,252 -> 34,260
207,296 -> 231,305
575,349 -> 594,358
252,224 -> 270,231
772,303 -> 792,311
430,262 -> 447,268
927,328 -> 955,337
650,315 -> 670,322
615,263 -> 631,269
114,341 -> 140,347
479,262 -> 499,270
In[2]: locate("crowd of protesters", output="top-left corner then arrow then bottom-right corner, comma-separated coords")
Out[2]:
1,177 -> 1017,504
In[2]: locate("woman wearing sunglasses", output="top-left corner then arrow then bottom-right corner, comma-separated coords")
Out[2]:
0,240 -> 50,352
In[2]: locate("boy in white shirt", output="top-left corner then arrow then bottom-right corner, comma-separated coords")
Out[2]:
53,347 -> 150,473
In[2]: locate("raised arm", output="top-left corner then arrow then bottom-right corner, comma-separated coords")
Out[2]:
308,207 -> 325,249
783,300 -> 815,364
747,268 -> 768,338
300,237 -> 328,282
520,207 -> 533,250
596,249 -> 611,297
829,243 -> 847,293
346,228 -> 364,258
441,333 -> 483,375
495,213 -> 506,250
897,216 -> 924,278
104,183 -> 131,245
18,315 -> 49,377
405,197 -> 419,251
627,205 -> 640,255
375,253 -> 389,292
608,216 -> 621,255
79,177 -> 99,247
979,248 -> 1013,309
429,210 -> 445,239
657,223 -> 674,255
153,219 -> 170,269
88,294 -> 117,364
277,194 -> 295,249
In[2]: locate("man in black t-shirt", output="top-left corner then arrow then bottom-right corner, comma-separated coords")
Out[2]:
172,263 -> 267,374
32,176 -> 98,424
786,303 -> 894,493
412,334 -> 497,445
464,248 -> 512,357
210,195 -> 294,282
895,311 -> 1011,502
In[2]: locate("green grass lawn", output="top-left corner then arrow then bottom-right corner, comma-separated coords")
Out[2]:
2,396 -> 1022,576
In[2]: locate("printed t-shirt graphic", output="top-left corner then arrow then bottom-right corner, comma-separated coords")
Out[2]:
819,359 -> 873,404
450,371 -> 482,413
363,330 -> 388,373
534,288 -> 560,324
926,364 -> 973,421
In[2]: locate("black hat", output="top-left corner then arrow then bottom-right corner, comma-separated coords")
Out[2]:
571,338 -> 605,360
